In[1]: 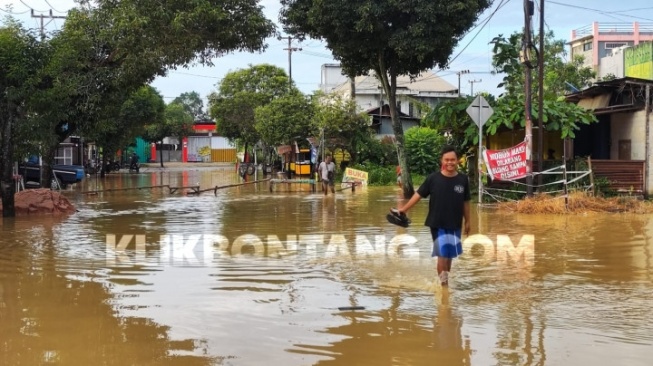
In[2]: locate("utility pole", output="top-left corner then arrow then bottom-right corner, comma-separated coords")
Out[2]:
469,79 -> 482,96
537,0 -> 545,187
31,9 -> 66,41
523,0 -> 535,196
456,70 -> 470,97
278,36 -> 302,91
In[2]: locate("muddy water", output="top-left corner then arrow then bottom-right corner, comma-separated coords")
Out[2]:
1,168 -> 652,365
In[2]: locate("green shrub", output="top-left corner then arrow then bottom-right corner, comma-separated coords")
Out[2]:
357,135 -> 397,166
405,127 -> 446,175
349,162 -> 395,186
348,162 -> 428,187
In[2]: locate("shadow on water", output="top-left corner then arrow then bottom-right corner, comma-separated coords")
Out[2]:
1,168 -> 652,365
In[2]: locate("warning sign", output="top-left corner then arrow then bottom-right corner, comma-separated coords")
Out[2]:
483,141 -> 528,181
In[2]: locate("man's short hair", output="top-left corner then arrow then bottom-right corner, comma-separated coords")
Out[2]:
440,145 -> 459,158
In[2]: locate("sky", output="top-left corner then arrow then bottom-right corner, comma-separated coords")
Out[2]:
2,0 -> 653,108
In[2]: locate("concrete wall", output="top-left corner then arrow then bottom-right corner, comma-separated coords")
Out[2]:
320,64 -> 349,93
599,50 -> 626,78
611,109 -> 653,196
610,110 -> 646,160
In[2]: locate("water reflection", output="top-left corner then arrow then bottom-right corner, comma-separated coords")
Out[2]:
0,169 -> 652,365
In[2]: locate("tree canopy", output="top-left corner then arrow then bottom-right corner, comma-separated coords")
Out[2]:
0,0 -> 275,217
280,0 -> 493,197
487,31 -> 597,139
311,92 -> 370,163
255,91 -> 314,146
208,64 -> 294,147
0,21 -> 48,216
172,92 -> 205,119
142,100 -> 195,167
425,31 -> 599,181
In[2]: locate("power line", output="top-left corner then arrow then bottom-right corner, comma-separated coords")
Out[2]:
43,0 -> 66,14
301,50 -> 334,59
278,35 -> 302,90
613,6 -> 653,13
448,0 -> 513,65
20,0 -> 47,12
170,71 -> 222,79
30,9 -> 66,40
0,7 -> 30,14
547,1 -> 653,22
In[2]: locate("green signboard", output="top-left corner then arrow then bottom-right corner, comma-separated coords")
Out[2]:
625,42 -> 653,80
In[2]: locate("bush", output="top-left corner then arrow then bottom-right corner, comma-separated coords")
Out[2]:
357,135 -> 397,166
348,162 -> 427,187
404,127 -> 446,175
349,162 -> 395,186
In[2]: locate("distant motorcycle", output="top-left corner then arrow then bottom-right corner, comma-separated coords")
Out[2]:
104,161 -> 121,173
129,161 -> 140,173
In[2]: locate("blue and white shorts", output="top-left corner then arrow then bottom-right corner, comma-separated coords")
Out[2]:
430,227 -> 463,258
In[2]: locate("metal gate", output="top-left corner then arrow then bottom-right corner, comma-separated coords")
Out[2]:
187,136 -> 211,162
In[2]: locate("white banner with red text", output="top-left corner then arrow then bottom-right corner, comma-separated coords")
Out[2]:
482,141 -> 529,181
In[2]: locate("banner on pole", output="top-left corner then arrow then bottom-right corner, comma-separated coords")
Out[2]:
483,141 -> 528,181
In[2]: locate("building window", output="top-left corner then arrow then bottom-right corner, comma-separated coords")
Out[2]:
605,42 -> 628,49
408,102 -> 414,117
396,100 -> 401,112
583,42 -> 592,51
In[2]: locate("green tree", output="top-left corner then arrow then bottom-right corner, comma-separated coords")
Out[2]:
1,0 -> 275,217
0,21 -> 48,217
424,96 -> 476,150
84,86 -> 166,175
311,92 -> 369,163
255,91 -> 314,146
487,31 -> 597,139
426,32 -> 598,184
280,0 -> 493,198
172,91 -> 204,119
142,102 -> 194,168
208,64 -> 292,148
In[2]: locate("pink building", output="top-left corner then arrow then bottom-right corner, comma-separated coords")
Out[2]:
569,22 -> 653,74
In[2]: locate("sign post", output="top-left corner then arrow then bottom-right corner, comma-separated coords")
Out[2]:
466,95 -> 494,204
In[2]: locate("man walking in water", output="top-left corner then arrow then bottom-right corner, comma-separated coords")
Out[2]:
318,154 -> 336,196
397,145 -> 471,286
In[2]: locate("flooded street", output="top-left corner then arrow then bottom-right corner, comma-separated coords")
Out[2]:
1,167 -> 652,365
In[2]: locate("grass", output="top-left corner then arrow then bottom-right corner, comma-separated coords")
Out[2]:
496,191 -> 653,214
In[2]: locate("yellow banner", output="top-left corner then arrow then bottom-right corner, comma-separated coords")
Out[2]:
625,42 -> 653,79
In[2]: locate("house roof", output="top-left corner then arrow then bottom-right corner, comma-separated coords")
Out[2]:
332,71 -> 457,96
565,76 -> 653,115
566,77 -> 653,100
366,104 -> 421,120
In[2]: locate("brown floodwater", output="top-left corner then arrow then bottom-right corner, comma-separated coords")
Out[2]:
1,167 -> 652,365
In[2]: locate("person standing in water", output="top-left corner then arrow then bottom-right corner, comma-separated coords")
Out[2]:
397,145 -> 471,286
318,154 -> 336,196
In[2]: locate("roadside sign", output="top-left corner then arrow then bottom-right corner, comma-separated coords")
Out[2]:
466,95 -> 494,205
466,95 -> 493,128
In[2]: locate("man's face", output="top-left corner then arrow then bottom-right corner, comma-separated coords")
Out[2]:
326,156 -> 332,163
441,151 -> 458,173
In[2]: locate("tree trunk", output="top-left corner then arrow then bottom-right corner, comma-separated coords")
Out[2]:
41,145 -> 57,188
99,151 -> 106,178
1,102 -> 16,217
159,142 -> 165,168
375,63 -> 414,198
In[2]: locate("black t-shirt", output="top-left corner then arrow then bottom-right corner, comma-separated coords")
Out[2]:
416,171 -> 471,230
